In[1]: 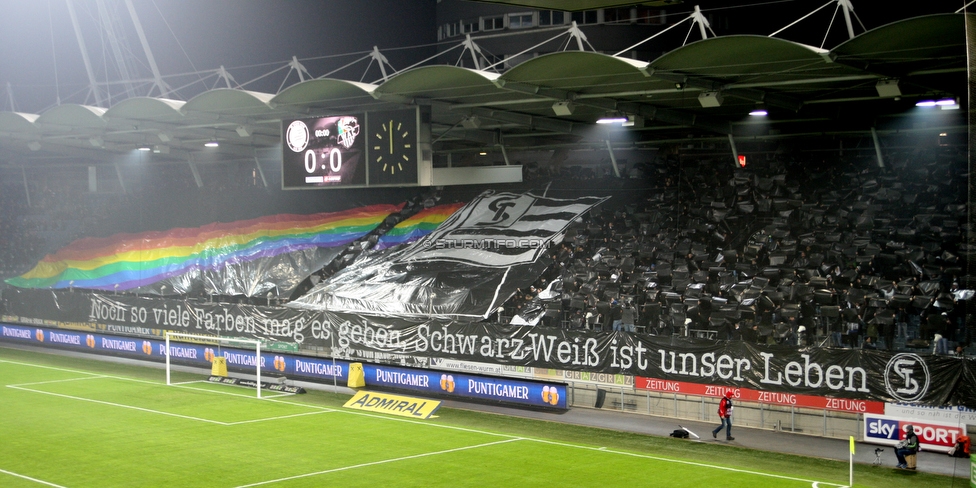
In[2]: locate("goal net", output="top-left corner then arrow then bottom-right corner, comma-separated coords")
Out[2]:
164,332 -> 264,398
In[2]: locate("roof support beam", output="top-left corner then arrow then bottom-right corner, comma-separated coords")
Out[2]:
464,107 -> 578,135
493,79 -> 730,133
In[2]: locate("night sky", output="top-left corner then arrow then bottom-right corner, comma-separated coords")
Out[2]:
0,0 -> 438,113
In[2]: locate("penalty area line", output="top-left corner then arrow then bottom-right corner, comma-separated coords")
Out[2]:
232,438 -> 524,487
0,468 -> 67,487
225,411 -> 330,426
7,375 -> 109,388
6,385 -> 230,425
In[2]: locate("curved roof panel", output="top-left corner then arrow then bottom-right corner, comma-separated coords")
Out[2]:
35,104 -> 108,129
832,13 -> 967,75
104,97 -> 185,122
650,36 -> 831,80
375,66 -> 502,102
181,89 -> 275,115
0,112 -> 40,133
501,51 -> 651,95
271,79 -> 378,110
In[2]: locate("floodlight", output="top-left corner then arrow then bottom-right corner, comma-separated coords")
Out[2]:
552,100 -> 575,116
875,79 -> 900,98
205,139 -> 219,148
596,116 -> 628,124
749,109 -> 768,116
461,116 -> 482,129
698,91 -> 723,107
621,115 -> 643,127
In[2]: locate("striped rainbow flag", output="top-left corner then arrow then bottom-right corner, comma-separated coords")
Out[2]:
374,202 -> 465,250
6,204 -> 403,291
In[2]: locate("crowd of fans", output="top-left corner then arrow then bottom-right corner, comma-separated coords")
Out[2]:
1,147 -> 972,357
506,148 -> 973,355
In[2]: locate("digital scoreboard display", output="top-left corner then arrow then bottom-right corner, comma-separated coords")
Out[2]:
281,115 -> 365,188
282,108 -> 429,190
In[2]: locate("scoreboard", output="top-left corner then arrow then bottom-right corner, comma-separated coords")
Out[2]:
281,107 -> 429,190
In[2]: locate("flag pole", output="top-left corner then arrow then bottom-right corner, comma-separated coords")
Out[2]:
849,436 -> 855,487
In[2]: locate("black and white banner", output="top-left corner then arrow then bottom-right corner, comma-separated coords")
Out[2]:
396,191 -> 609,268
4,288 -> 976,410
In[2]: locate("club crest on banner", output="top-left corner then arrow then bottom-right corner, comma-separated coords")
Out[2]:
884,353 -> 930,403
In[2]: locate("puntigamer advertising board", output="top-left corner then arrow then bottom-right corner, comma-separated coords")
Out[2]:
1,324 -> 567,411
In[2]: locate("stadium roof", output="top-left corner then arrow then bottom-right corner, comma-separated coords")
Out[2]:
474,0 -> 683,11
0,13 -> 967,169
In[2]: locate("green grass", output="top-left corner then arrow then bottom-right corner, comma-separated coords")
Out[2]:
0,346 -> 962,487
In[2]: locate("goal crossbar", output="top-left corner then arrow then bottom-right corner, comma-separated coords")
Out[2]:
164,331 -> 263,398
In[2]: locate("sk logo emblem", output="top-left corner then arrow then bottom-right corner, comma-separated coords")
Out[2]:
86,335 -> 95,348
273,356 -> 286,372
204,348 -> 215,362
541,386 -> 559,406
440,374 -> 455,393
35,330 -> 44,342
884,353 -> 930,403
142,341 -> 152,355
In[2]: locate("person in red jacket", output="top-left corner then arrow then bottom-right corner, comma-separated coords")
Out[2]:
948,435 -> 970,458
712,390 -> 735,441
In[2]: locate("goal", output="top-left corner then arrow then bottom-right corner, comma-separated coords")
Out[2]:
164,332 -> 264,398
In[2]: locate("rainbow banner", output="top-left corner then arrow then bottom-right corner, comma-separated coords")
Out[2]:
7,204 -> 402,293
374,203 -> 464,250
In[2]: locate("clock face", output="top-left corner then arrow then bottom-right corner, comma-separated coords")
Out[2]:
368,108 -> 419,186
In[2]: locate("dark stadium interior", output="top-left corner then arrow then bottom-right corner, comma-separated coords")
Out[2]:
1,3 -> 975,481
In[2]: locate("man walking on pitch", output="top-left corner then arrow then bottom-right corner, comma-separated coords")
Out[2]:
712,390 -> 734,440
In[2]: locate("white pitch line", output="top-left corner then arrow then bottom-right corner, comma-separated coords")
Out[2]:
525,437 -> 849,487
8,375 -> 109,387
6,385 -> 230,425
3,359 -> 332,425
232,438 -> 524,487
225,411 -> 329,426
0,358 -> 112,377
257,398 -> 850,487
0,467 -> 68,487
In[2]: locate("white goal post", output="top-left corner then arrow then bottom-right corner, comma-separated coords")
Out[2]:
164,331 -> 263,398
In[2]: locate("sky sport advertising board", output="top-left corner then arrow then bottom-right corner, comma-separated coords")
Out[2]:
862,413 -> 966,453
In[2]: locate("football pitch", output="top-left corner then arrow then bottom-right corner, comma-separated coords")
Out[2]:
0,346 -> 959,487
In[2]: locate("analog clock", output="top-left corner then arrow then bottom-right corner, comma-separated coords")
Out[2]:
367,108 -> 419,186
